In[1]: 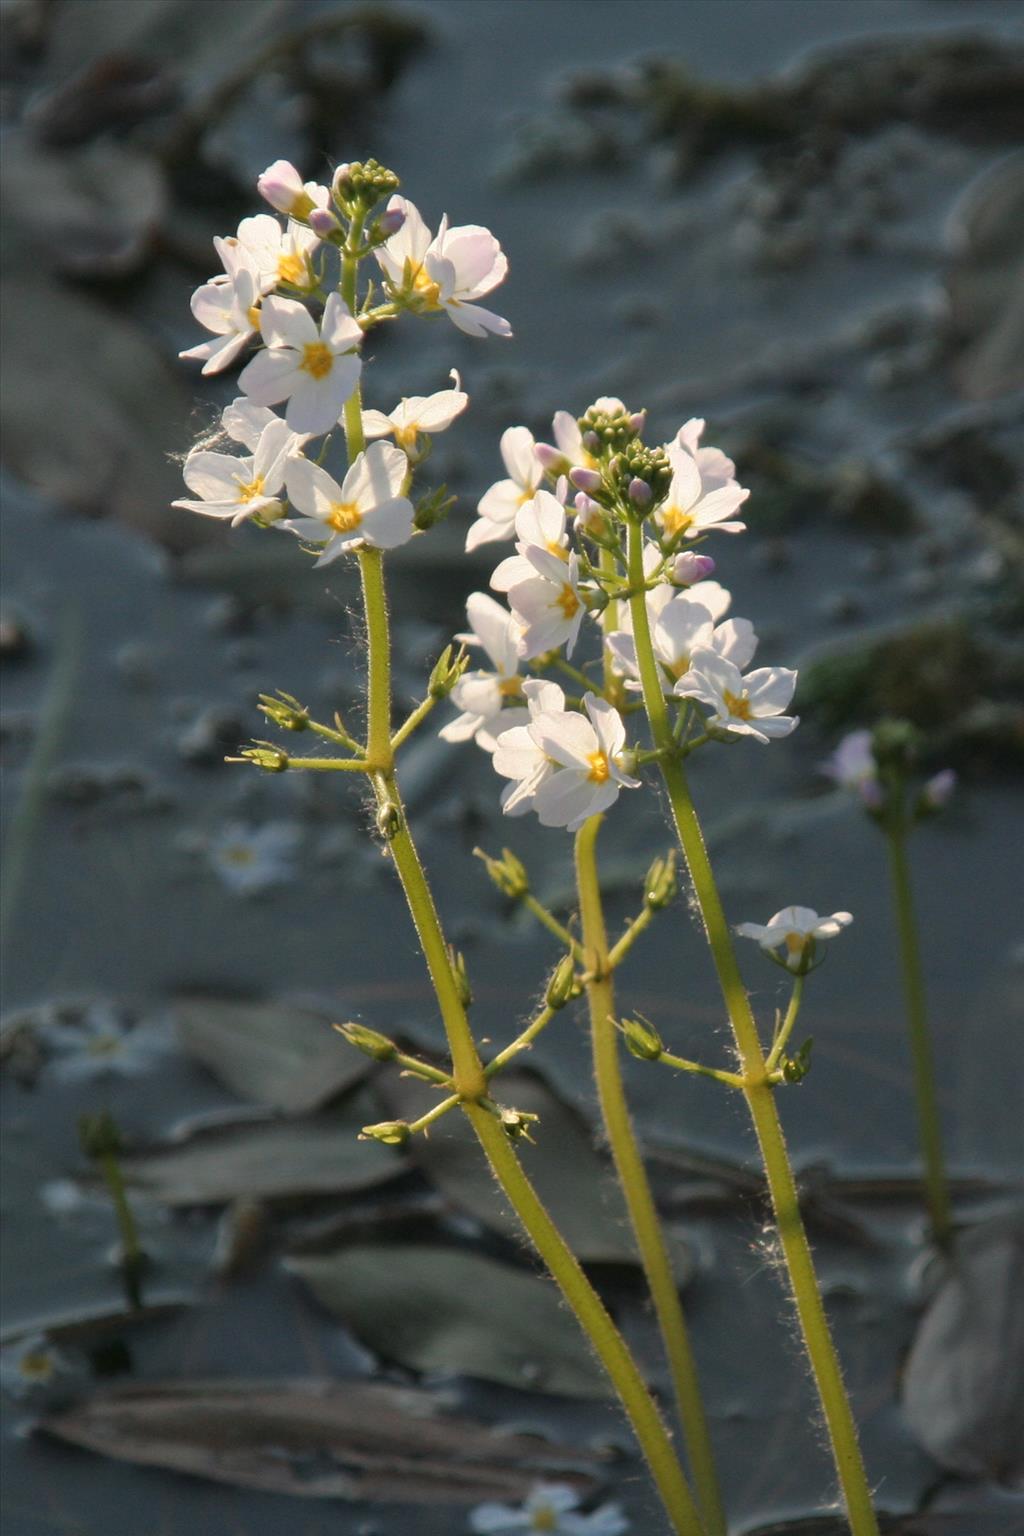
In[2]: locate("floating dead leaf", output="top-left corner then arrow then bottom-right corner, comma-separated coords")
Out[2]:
382,1067 -> 692,1279
119,1096 -> 405,1207
174,996 -> 367,1114
287,1244 -> 610,1399
40,1378 -> 603,1502
902,1213 -> 1024,1481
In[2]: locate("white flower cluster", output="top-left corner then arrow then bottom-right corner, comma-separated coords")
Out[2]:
439,404 -> 799,830
175,159 -> 508,560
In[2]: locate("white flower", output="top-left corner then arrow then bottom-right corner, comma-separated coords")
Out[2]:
439,593 -> 523,752
672,418 -> 736,492
822,730 -> 883,809
495,693 -> 639,832
466,426 -> 544,551
256,159 -> 329,220
238,292 -> 362,437
491,679 -> 567,816
736,906 -> 853,972
376,195 -> 511,339
654,442 -> 749,541
362,369 -> 468,451
284,440 -> 414,560
470,1481 -> 629,1534
507,548 -> 587,659
225,213 -> 320,294
1,1335 -> 84,1404
607,595 -> 756,695
179,266 -> 261,376
207,820 -> 301,894
535,405 -> 610,476
220,397 -> 282,450
490,490 -> 570,592
37,1003 -> 172,1083
173,417 -> 298,525
674,648 -> 798,743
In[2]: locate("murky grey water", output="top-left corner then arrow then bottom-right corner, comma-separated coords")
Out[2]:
2,0 -> 1022,1532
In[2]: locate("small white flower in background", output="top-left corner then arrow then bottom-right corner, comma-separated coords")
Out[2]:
1,1335 -> 84,1404
921,767 -> 956,811
362,369 -> 468,451
606,596 -> 756,695
736,906 -> 853,972
439,592 -> 523,752
375,195 -> 511,339
239,292 -> 362,437
822,729 -> 882,809
496,692 -> 639,832
284,440 -> 415,559
469,1480 -> 629,1534
507,548 -> 587,659
534,404 -> 615,476
654,442 -> 749,542
256,159 -> 330,220
466,426 -> 544,551
225,214 -> 321,294
491,679 -> 567,817
207,820 -> 302,894
179,266 -> 261,376
173,417 -> 299,525
36,1003 -> 172,1083
490,490 -> 570,592
674,648 -> 798,743
672,417 -> 736,493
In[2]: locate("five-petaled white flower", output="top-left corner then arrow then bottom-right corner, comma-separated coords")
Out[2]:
224,214 -> 320,295
466,426 -> 544,551
490,679 -> 566,816
470,1481 -> 629,1534
376,195 -> 511,339
736,906 -> 853,972
490,490 -> 570,592
494,692 -> 639,832
284,440 -> 414,560
179,266 -> 261,376
256,159 -> 330,220
439,592 -> 524,751
654,441 -> 749,542
507,548 -> 587,659
674,648 -> 798,743
239,292 -> 363,437
174,417 -> 298,525
607,595 -> 756,695
37,1003 -> 172,1083
362,369 -> 468,452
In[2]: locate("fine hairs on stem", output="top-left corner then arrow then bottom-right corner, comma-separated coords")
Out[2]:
174,152 -> 884,1534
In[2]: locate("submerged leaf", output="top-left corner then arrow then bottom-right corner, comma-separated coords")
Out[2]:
118,1096 -> 405,1206
287,1244 -> 610,1399
174,996 -> 367,1114
902,1214 -> 1024,1481
40,1378 -> 603,1502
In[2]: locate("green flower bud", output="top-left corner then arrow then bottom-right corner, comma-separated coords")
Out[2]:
620,1015 -> 664,1062
78,1110 -> 123,1160
781,1038 -> 814,1084
360,1120 -> 410,1146
414,484 -> 456,531
611,440 -> 673,513
428,644 -> 469,700
578,402 -> 644,454
545,952 -> 580,1011
449,947 -> 473,1008
643,850 -> 678,910
238,741 -> 289,772
258,692 -> 309,732
334,158 -> 400,211
474,846 -> 530,900
334,1022 -> 397,1061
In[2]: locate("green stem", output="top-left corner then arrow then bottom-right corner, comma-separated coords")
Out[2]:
607,906 -> 656,969
99,1152 -> 145,1311
658,1052 -> 745,1090
765,975 -> 805,1075
280,756 -> 369,772
884,828 -> 952,1248
522,893 -> 584,959
626,520 -> 879,1536
577,815 -> 725,1536
391,692 -> 439,751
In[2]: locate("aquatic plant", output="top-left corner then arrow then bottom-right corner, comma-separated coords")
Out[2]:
176,155 -> 881,1535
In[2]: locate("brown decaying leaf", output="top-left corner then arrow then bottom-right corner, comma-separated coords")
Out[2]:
173,996 -> 367,1114
40,1378 -> 604,1503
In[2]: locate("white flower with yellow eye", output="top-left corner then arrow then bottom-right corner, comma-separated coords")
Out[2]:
674,648 -> 798,743
179,266 -> 261,376
375,195 -> 511,339
362,370 -> 468,453
490,679 -> 567,817
470,1480 -> 630,1533
467,426 -> 544,551
607,597 -> 756,695
494,693 -> 639,833
507,548 -> 587,659
174,418 -> 298,525
654,442 -> 749,542
736,906 -> 853,973
439,592 -> 523,752
223,214 -> 320,294
672,417 -> 736,491
239,293 -> 362,437
284,440 -> 414,560
490,490 -> 570,592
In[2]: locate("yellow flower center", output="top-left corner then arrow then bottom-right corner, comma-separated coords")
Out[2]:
517,489 -> 536,507
19,1350 -> 56,1383
411,264 -> 442,308
326,501 -> 362,533
661,504 -> 694,538
546,540 -> 569,560
300,341 -> 333,379
531,1510 -> 558,1533
555,584 -> 580,619
223,844 -> 256,866
785,932 -> 807,957
498,675 -> 524,698
289,190 -> 315,220
587,750 -> 610,784
247,304 -> 262,331
723,688 -> 752,720
664,650 -> 692,681
276,252 -> 306,287
235,475 -> 266,503
395,422 -> 419,448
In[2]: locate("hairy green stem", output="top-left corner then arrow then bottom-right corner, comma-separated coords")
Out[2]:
626,520 -> 879,1536
765,975 -> 805,1075
577,815 -> 725,1536
884,828 -> 952,1247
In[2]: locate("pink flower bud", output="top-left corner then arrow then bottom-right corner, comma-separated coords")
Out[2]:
569,466 -> 602,494
582,430 -> 601,454
377,207 -> 406,238
257,159 -> 307,216
671,552 -> 716,586
859,778 -> 885,812
628,477 -> 652,507
922,768 -> 956,810
629,410 -> 647,436
534,442 -> 567,473
308,208 -> 340,238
